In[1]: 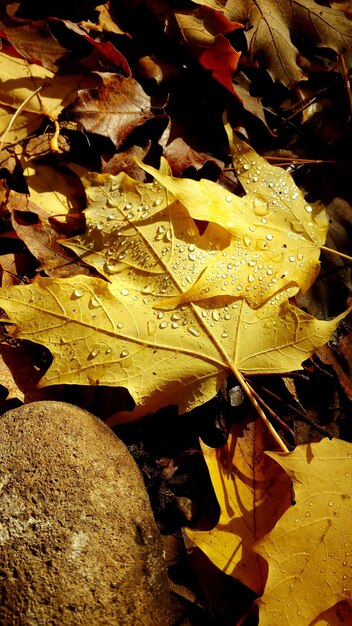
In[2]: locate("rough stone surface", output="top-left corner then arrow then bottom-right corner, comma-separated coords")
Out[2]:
0,401 -> 170,625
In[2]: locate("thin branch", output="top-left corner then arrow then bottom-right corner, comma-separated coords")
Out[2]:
339,52 -> 352,117
250,381 -> 334,438
231,364 -> 289,453
0,86 -> 42,152
247,382 -> 296,445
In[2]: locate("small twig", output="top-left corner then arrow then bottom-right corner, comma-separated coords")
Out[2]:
250,381 -> 334,438
247,383 -> 296,445
339,52 -> 352,117
231,365 -> 289,452
0,86 -> 42,152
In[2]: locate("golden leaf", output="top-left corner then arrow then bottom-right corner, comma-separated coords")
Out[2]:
0,104 -> 42,145
0,50 -> 96,143
0,273 -> 343,422
137,127 -> 327,308
185,417 -> 292,594
0,154 -> 346,425
19,156 -> 84,219
255,438 -> 352,625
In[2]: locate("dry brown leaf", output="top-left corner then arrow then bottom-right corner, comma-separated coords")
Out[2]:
0,342 -> 43,403
316,326 -> 352,402
70,72 -> 155,149
192,0 -> 352,87
311,600 -> 352,626
331,2 -> 352,17
8,203 -> 88,278
101,144 -> 151,181
0,19 -> 69,72
80,2 -> 128,36
162,137 -> 223,176
173,6 -> 242,94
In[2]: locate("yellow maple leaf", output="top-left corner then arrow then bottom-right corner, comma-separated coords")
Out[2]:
0,274 -> 342,423
0,162 -> 347,447
255,438 -> 352,625
64,141 -> 327,312
0,50 -> 95,145
0,157 -> 347,440
185,417 -> 292,594
137,130 -> 327,308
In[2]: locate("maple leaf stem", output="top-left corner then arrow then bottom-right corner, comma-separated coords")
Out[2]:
262,157 -> 336,165
0,86 -> 42,152
50,119 -> 62,153
229,364 -> 289,453
320,245 -> 352,263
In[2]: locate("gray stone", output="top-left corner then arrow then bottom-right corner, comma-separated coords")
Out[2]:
0,401 -> 170,625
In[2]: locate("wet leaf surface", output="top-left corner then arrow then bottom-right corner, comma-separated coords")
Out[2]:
0,2 -> 351,623
256,438 -> 352,625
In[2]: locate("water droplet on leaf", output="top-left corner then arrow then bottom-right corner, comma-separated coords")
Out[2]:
188,326 -> 200,337
90,296 -> 101,308
73,288 -> 84,298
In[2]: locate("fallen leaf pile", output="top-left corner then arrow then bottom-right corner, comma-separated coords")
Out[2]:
191,0 -> 352,87
0,1 -> 351,624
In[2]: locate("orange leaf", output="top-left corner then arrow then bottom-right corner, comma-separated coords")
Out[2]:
199,34 -> 241,95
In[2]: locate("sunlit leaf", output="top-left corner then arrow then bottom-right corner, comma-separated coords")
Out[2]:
137,126 -> 327,308
0,164 -> 345,421
185,417 -> 292,594
191,0 -> 352,87
255,438 -> 352,625
0,50 -> 96,128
